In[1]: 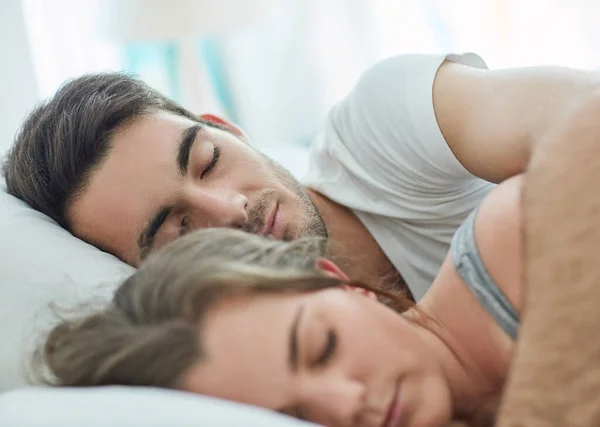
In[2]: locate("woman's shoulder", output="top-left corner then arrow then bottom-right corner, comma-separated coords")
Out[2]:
473,175 -> 524,313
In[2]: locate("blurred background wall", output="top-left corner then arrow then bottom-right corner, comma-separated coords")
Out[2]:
0,0 -> 38,157
1,0 -> 600,158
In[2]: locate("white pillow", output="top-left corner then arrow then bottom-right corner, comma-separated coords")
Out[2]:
0,386 -> 316,427
0,182 -> 133,391
0,145 -> 311,425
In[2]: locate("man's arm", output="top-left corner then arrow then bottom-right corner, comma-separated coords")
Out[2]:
496,93 -> 600,426
434,61 -> 600,183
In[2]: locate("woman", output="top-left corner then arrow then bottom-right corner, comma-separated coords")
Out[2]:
37,176 -> 524,427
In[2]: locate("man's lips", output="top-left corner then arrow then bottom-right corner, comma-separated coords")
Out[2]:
261,202 -> 282,238
383,385 -> 403,427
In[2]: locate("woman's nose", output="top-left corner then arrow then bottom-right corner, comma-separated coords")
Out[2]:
301,377 -> 367,427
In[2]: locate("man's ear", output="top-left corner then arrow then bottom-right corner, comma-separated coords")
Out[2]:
200,114 -> 248,141
315,258 -> 377,300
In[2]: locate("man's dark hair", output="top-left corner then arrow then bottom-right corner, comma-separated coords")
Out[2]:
3,72 -> 208,230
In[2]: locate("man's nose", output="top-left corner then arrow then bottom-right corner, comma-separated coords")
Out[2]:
184,187 -> 249,229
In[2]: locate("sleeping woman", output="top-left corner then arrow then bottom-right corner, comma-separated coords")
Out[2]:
37,175 -> 524,427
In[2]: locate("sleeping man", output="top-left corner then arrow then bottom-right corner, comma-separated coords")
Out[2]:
4,53 -> 599,302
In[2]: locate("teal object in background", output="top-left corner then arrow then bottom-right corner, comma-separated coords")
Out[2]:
123,39 -> 236,120
198,38 -> 237,122
124,42 -> 180,101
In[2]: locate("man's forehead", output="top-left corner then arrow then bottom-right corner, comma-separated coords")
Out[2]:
69,111 -> 193,265
114,110 -> 196,140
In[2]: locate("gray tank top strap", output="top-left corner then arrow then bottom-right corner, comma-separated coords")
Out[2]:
450,209 -> 520,340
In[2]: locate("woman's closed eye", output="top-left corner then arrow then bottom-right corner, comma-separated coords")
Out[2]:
179,216 -> 191,236
283,331 -> 335,422
310,328 -> 337,368
279,407 -> 306,421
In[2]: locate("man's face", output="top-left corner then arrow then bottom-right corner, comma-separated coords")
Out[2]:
67,111 -> 326,266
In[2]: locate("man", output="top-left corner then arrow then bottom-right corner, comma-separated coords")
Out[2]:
4,53 -> 599,301
496,92 -> 600,427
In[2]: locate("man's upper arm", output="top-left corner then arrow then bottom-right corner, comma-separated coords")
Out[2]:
433,61 -> 600,183
497,92 -> 600,427
322,53 -> 492,190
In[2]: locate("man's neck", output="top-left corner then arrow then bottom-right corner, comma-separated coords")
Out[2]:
307,189 -> 410,297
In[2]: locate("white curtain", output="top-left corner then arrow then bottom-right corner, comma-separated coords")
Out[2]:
21,0 -> 600,148
0,0 -> 39,156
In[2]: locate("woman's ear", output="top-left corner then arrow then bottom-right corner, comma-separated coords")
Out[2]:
340,284 -> 378,300
316,258 -> 349,280
200,114 -> 248,141
315,258 -> 377,300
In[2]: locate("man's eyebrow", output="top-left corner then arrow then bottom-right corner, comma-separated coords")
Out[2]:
177,124 -> 202,175
137,205 -> 172,260
136,123 -> 202,260
289,305 -> 304,373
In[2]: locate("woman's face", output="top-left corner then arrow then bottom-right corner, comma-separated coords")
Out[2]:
180,287 -> 453,427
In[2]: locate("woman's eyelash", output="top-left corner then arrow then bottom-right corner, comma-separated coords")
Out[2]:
279,407 -> 305,421
313,329 -> 336,367
294,407 -> 306,421
179,216 -> 190,236
201,146 -> 221,178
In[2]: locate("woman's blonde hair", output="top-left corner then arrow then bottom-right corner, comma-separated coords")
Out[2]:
35,228 -> 413,388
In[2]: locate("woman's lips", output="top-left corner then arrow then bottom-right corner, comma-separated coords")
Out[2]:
383,386 -> 403,427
